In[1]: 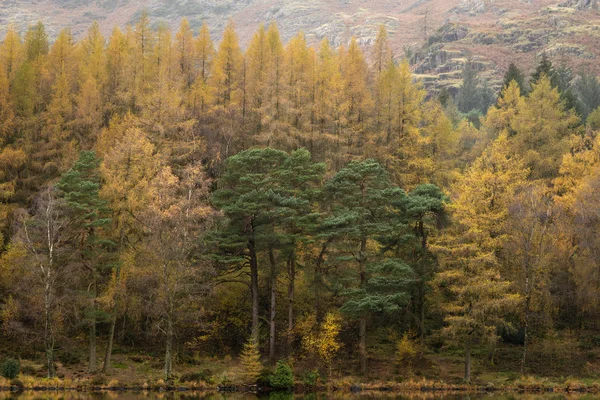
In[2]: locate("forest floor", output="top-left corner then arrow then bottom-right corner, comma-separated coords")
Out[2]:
3,332 -> 600,393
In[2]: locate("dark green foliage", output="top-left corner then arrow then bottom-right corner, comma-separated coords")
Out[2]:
530,54 -> 581,113
456,61 -> 495,115
0,358 -> 20,380
57,151 -> 111,233
573,70 -> 600,120
530,53 -> 554,86
322,160 -> 414,316
502,63 -> 527,95
269,360 -> 294,390
302,370 -> 320,388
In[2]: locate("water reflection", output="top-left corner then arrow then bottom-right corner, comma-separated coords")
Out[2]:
0,392 -> 598,400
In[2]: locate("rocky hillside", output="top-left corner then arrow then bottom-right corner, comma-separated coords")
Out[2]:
1,0 -> 599,91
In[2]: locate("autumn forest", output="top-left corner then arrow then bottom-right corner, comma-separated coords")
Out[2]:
1,13 -> 600,390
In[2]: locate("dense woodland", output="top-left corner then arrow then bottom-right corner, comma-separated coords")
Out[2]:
1,14 -> 600,386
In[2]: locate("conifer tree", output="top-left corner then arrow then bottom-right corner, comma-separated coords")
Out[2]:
57,151 -> 112,373
323,159 -> 406,374
211,21 -> 243,107
511,75 -> 579,180
433,134 -> 526,382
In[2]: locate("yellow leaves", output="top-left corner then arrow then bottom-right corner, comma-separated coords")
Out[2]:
299,312 -> 341,371
510,75 -> 580,180
211,21 -> 243,107
396,332 -> 419,367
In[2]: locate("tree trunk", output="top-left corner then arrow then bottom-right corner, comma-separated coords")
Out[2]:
103,309 -> 117,373
269,246 -> 277,364
464,337 -> 471,383
165,313 -> 173,380
521,269 -> 531,375
89,278 -> 98,374
89,314 -> 97,374
249,237 -> 260,345
287,253 -> 295,348
104,232 -> 124,373
359,316 -> 367,375
358,237 -> 367,375
314,239 -> 331,323
419,285 -> 426,347
44,278 -> 56,379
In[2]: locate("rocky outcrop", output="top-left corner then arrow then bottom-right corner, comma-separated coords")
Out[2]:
559,0 -> 599,10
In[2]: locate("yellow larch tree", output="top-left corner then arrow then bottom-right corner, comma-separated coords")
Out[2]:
0,25 -> 24,82
433,133 -> 527,382
511,74 -> 580,181
211,20 -> 243,107
188,23 -> 214,115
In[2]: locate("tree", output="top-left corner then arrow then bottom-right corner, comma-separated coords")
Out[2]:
240,338 -> 262,384
505,184 -> 555,373
57,151 -> 112,373
98,125 -> 159,372
16,187 -> 69,378
211,21 -> 243,107
456,61 -> 494,115
511,75 -> 580,180
188,23 -> 214,115
211,148 -> 323,362
210,148 -> 290,347
372,25 -> 392,77
433,134 -> 526,382
138,164 -> 214,380
502,63 -> 526,95
323,159 -> 406,374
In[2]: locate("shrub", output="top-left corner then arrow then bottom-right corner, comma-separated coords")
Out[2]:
303,369 -> 320,388
10,378 -> 24,391
396,332 -> 418,369
240,339 -> 262,384
269,360 -> 294,390
1,359 -> 20,380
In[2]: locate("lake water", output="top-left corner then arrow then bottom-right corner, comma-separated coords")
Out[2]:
1,392 -> 599,400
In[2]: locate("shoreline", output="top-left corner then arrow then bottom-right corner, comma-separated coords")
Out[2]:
1,382 -> 600,395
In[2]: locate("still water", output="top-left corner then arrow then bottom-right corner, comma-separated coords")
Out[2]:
1,392 -> 599,400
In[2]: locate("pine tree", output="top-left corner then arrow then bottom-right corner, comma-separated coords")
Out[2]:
502,63 -> 526,95
57,151 -> 112,374
323,159 -> 406,374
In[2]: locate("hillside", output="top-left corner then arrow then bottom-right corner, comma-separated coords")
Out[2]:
0,0 -> 599,91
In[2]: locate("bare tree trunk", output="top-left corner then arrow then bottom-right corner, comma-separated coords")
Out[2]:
464,337 -> 471,383
419,285 -> 426,347
359,316 -> 367,375
89,315 -> 97,374
163,257 -> 175,381
269,247 -> 277,364
89,277 -> 98,374
104,232 -> 124,373
521,268 -> 532,375
165,313 -> 173,380
358,237 -> 367,375
314,239 -> 331,323
103,310 -> 117,373
249,236 -> 260,345
287,253 -> 295,348
45,279 -> 56,379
